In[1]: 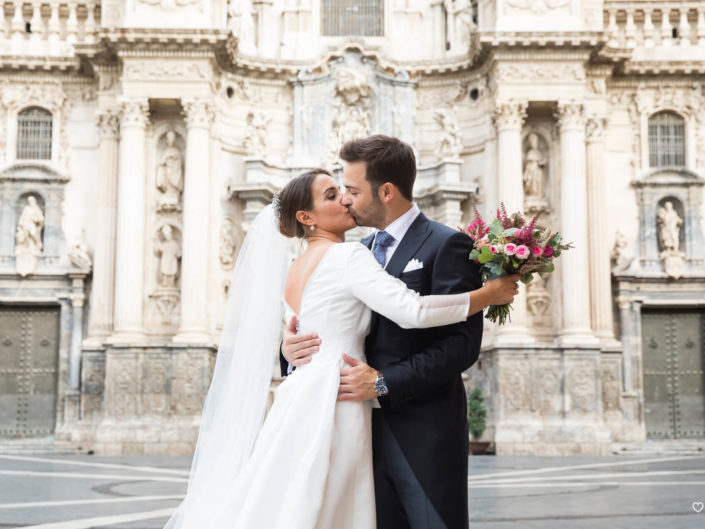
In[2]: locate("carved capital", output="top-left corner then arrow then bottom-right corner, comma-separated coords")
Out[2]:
555,102 -> 586,131
183,99 -> 214,129
492,100 -> 527,131
585,115 -> 609,143
96,110 -> 120,139
119,98 -> 149,129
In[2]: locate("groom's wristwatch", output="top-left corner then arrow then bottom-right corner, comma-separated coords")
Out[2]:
374,371 -> 389,397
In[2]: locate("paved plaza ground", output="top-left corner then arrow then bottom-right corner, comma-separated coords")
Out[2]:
0,450 -> 703,528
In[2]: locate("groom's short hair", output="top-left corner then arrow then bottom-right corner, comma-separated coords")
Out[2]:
340,135 -> 415,201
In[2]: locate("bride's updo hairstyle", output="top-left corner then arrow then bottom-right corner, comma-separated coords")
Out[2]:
278,168 -> 332,238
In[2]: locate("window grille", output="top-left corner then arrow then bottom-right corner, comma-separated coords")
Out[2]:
648,111 -> 685,167
322,0 -> 384,36
17,107 -> 53,160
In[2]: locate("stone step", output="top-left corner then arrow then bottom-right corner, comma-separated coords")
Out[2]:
612,440 -> 705,456
0,436 -> 57,454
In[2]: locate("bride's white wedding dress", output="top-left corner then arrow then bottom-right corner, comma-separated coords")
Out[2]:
203,242 -> 470,529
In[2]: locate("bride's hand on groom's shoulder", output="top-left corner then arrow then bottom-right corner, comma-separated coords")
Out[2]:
282,316 -> 321,367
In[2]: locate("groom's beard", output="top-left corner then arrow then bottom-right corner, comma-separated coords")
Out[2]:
347,199 -> 386,230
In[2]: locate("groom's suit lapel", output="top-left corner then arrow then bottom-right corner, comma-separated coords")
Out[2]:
385,213 -> 432,279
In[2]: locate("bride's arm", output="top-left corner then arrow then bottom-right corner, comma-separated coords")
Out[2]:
346,244 -> 476,329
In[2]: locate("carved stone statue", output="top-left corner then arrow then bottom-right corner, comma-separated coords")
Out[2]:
527,275 -> 551,318
434,108 -> 462,159
244,111 -> 272,158
154,224 -> 181,288
15,196 -> 45,277
445,0 -> 474,50
328,67 -> 373,159
68,241 -> 92,271
611,231 -> 634,273
156,130 -> 184,210
657,201 -> 682,252
228,0 -> 255,54
219,218 -> 237,269
656,201 -> 686,279
523,133 -> 547,197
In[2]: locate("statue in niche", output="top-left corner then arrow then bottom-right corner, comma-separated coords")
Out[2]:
657,201 -> 682,252
154,224 -> 181,288
228,0 -> 256,55
657,201 -> 686,279
434,108 -> 462,159
15,196 -> 45,277
15,196 -> 44,256
328,67 -> 373,159
244,111 -> 272,158
156,130 -> 184,211
611,231 -> 635,273
523,133 -> 547,198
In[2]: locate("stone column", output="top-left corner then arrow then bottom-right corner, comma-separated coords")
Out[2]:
85,109 -> 120,345
109,99 -> 149,343
492,100 -> 530,342
69,283 -> 85,389
173,99 -> 214,344
586,116 -> 617,344
556,102 -> 598,345
617,298 -> 633,393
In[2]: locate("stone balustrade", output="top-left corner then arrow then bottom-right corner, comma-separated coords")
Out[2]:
604,2 -> 705,49
0,1 -> 100,56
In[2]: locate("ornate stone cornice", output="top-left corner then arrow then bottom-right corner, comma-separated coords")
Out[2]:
492,100 -> 527,131
119,98 -> 149,129
97,110 -> 120,139
555,102 -> 586,131
182,99 -> 215,129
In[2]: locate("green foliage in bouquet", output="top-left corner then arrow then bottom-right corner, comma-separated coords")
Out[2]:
467,386 -> 487,441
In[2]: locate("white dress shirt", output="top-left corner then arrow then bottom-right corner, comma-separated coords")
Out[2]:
373,203 -> 421,267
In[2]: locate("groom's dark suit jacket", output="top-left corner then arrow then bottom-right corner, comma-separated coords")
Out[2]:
361,212 -> 482,529
281,212 -> 482,528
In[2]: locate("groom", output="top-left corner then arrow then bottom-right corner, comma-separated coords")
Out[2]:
282,135 -> 518,529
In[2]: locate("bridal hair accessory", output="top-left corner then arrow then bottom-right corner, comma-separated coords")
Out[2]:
272,193 -> 281,219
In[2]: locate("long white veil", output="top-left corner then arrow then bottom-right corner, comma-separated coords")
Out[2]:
164,204 -> 291,529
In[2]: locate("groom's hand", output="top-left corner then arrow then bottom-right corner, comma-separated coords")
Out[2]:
282,316 -> 321,367
338,354 -> 378,401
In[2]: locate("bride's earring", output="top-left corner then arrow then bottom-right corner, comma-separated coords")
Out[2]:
310,225 -> 315,231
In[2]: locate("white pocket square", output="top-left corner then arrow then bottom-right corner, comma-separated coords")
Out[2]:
402,258 -> 424,273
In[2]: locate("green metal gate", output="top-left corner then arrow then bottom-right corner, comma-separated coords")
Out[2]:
642,309 -> 705,439
0,306 -> 60,437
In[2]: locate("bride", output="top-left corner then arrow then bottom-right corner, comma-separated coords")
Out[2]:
164,169 -> 513,529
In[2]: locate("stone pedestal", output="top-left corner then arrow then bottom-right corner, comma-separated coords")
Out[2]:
83,344 -> 216,455
467,344 -> 612,455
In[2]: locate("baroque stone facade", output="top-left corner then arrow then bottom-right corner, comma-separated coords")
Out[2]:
0,0 -> 704,455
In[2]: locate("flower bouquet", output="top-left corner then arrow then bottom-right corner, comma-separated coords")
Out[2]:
462,203 -> 573,325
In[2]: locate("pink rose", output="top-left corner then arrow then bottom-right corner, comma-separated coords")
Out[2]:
515,245 -> 530,259
531,246 -> 543,257
490,245 -> 497,253
504,243 -> 517,256
543,245 -> 554,257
